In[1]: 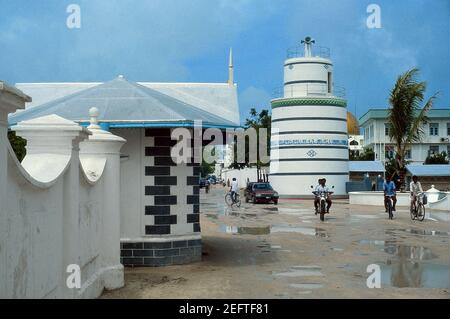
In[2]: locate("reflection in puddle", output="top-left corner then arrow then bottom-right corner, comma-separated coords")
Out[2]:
220,225 -> 271,235
403,228 -> 450,237
359,235 -> 450,288
381,261 -> 450,288
386,228 -> 450,237
219,224 -> 329,238
358,239 -> 439,260
271,226 -> 329,237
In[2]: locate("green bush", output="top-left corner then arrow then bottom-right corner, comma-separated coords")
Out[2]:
7,131 -> 26,162
425,152 -> 449,165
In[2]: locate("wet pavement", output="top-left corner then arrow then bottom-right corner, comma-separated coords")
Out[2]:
102,186 -> 450,299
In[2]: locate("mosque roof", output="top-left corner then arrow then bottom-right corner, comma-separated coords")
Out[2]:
9,76 -> 240,129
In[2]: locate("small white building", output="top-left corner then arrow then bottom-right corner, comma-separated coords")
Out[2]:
360,109 -> 450,164
9,59 -> 240,267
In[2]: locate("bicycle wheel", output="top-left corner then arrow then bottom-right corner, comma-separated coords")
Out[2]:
410,205 -> 417,221
387,199 -> 393,219
225,193 -> 233,206
417,204 -> 425,221
234,195 -> 241,208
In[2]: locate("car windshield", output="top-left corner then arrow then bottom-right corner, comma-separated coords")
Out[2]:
254,183 -> 273,190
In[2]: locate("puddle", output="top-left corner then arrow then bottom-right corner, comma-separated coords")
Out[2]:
385,228 -> 450,238
219,224 -> 329,237
220,225 -> 271,235
381,260 -> 450,288
331,247 -> 344,252
357,240 -> 439,260
274,266 -> 324,278
403,228 -> 450,237
271,226 -> 329,237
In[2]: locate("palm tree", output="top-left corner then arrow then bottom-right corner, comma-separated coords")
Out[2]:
388,68 -> 437,190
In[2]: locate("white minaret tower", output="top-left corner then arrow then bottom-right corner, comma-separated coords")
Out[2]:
270,37 -> 349,198
228,48 -> 234,86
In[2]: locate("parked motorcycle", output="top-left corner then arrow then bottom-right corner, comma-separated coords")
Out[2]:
311,185 -> 334,221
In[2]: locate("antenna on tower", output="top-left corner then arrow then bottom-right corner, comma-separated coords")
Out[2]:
301,36 -> 315,57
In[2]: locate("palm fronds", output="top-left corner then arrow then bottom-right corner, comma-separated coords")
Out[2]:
386,68 -> 438,187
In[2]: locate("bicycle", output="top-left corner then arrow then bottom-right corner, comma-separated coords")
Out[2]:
410,192 -> 426,222
225,191 -> 241,207
385,195 -> 395,220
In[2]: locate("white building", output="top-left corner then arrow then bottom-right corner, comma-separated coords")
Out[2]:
360,109 -> 450,164
349,135 -> 364,157
8,54 -> 240,267
269,37 -> 349,198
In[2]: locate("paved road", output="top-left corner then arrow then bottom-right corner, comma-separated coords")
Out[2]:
102,186 -> 450,299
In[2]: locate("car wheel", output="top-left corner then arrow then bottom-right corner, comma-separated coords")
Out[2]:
274,200 -> 278,205
252,196 -> 257,204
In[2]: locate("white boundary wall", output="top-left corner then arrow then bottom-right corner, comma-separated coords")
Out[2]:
222,167 -> 267,188
0,83 -> 125,298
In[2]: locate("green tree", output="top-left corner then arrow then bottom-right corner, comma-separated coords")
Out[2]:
8,131 -> 26,162
229,108 -> 271,171
349,148 -> 375,161
199,159 -> 215,177
425,152 -> 449,165
387,68 -> 437,190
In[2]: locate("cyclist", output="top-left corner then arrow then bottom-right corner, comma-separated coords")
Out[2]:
409,175 -> 423,212
314,178 -> 332,214
383,175 -> 397,212
230,178 -> 238,203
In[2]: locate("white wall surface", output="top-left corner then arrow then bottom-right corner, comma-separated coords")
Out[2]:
0,88 -> 125,298
222,167 -> 263,188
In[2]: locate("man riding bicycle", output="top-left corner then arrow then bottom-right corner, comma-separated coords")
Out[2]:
314,178 -> 332,214
383,176 -> 397,212
230,178 -> 238,203
409,175 -> 423,212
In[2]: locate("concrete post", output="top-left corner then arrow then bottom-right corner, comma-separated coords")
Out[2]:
0,82 -> 30,298
12,114 -> 90,298
80,107 -> 126,290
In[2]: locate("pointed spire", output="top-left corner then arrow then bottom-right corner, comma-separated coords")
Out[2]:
228,48 -> 234,86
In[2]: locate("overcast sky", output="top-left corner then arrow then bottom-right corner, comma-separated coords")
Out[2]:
1,0 -> 449,123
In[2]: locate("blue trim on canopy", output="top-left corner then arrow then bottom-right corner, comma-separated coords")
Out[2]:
77,121 -> 242,130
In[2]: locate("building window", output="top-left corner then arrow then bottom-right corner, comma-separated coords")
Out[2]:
385,146 -> 395,159
384,123 -> 391,136
369,124 -> 374,138
429,123 -> 439,136
447,146 -> 450,158
405,149 -> 412,159
429,145 -> 439,157
447,123 -> 450,136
